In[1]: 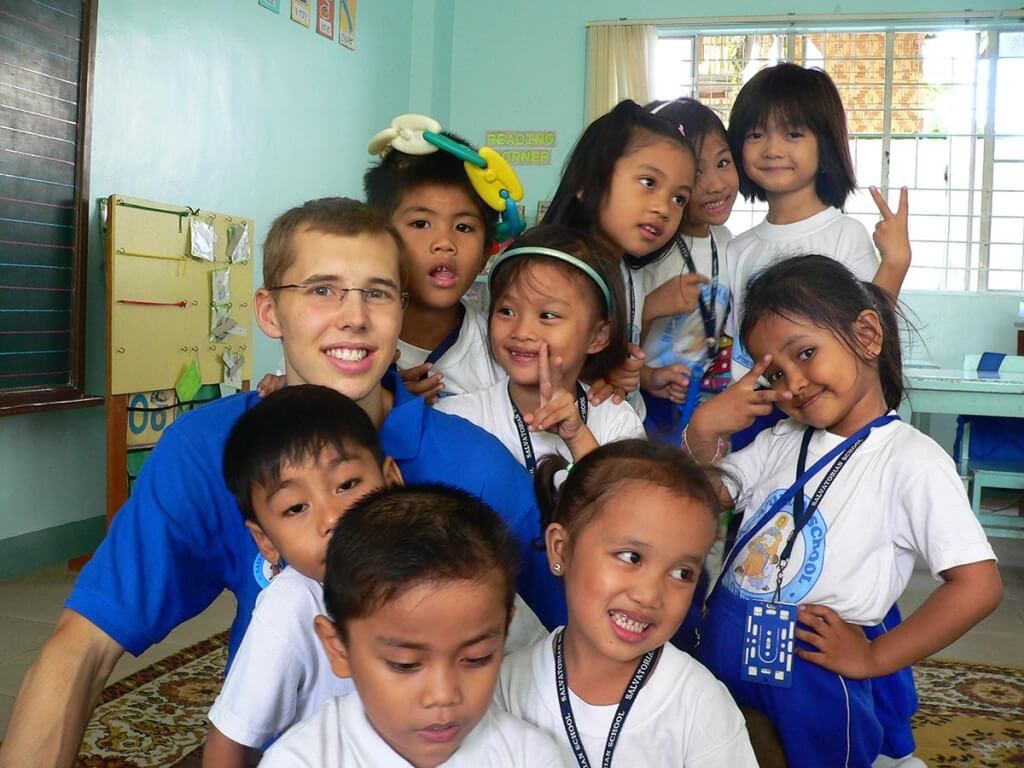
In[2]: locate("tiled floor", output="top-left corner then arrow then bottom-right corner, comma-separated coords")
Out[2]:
0,503 -> 1021,743
0,570 -> 236,742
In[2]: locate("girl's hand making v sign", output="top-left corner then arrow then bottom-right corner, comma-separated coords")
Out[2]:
684,355 -> 792,482
524,343 -> 599,462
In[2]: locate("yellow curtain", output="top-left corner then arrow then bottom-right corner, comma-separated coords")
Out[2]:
586,24 -> 656,123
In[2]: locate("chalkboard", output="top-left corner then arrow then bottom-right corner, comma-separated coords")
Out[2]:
0,0 -> 99,415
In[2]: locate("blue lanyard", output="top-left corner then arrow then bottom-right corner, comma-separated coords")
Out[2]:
718,414 -> 900,593
676,232 -> 719,360
508,381 -> 589,475
554,629 -> 660,768
424,303 -> 465,366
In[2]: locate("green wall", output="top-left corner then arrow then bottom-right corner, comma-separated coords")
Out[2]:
3,0 -> 1022,573
0,0 -> 415,557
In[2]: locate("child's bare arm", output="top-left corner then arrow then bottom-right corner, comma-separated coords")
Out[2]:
869,186 -> 911,298
795,559 -> 1002,678
202,725 -> 252,768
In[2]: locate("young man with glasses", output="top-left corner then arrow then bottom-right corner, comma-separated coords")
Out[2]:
0,198 -> 543,768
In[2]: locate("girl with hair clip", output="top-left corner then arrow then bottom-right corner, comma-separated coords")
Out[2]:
437,224 -> 645,475
685,256 -> 1001,768
724,62 -> 911,386
496,439 -> 758,767
542,99 -> 711,422
637,98 -> 740,441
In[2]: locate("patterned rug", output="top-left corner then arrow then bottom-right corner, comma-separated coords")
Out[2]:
73,634 -> 1024,767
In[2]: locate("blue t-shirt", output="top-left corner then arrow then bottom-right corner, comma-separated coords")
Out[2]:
66,371 -> 550,661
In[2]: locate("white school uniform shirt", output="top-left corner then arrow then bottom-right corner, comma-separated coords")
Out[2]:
210,568 -> 546,747
717,417 -> 997,625
620,261 -> 647,421
724,207 -> 879,380
259,694 -> 569,767
496,630 -> 758,767
396,300 -> 505,399
639,226 -> 733,373
435,378 -> 646,469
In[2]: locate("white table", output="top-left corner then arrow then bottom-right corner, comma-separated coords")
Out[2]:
902,368 -> 1024,536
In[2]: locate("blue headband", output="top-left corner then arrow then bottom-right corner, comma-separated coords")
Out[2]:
489,246 -> 613,312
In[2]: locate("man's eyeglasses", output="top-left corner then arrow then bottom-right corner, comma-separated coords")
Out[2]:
266,281 -> 409,309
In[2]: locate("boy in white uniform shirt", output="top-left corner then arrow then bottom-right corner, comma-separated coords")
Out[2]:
364,122 -> 506,403
261,484 -> 567,767
204,387 -> 544,766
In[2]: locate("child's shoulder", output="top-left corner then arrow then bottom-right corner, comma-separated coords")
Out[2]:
455,706 -> 565,767
433,378 -> 505,421
250,567 -> 325,628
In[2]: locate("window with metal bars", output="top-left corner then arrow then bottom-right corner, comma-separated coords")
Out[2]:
0,0 -> 100,415
652,24 -> 1024,293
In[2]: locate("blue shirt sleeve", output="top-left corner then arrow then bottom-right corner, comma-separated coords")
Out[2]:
65,400 -> 255,656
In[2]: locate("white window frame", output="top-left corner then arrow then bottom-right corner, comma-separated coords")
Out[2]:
636,12 -> 1024,293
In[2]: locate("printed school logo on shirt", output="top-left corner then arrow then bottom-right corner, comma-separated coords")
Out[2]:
724,488 -> 827,603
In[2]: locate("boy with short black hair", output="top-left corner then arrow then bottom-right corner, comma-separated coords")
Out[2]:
204,384 -> 402,767
261,485 -> 566,767
365,129 -> 504,402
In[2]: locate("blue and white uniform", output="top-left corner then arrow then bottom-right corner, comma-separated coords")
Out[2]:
699,417 -> 995,767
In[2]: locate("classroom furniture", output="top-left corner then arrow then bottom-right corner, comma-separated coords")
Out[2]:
902,363 -> 1024,538
104,195 -> 254,525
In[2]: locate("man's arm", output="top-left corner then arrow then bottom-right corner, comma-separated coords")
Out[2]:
0,610 -> 125,768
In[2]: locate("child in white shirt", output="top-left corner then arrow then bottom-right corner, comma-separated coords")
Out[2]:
204,386 -> 544,765
437,225 -> 645,474
261,484 -> 567,767
496,440 -> 758,767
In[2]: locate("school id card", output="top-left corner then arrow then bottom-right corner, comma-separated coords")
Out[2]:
741,600 -> 796,688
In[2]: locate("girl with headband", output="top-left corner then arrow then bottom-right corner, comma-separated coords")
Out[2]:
437,224 -> 646,626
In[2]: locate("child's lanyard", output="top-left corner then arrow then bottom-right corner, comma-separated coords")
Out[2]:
554,628 -> 660,768
508,381 -> 589,475
677,233 -> 719,359
424,303 -> 466,366
625,268 -> 636,338
716,414 -> 900,599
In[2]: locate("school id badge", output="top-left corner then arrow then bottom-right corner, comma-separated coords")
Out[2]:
741,600 -> 796,688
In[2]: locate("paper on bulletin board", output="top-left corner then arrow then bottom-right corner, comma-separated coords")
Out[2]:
317,0 -> 335,39
125,389 -> 177,448
338,0 -> 356,49
291,0 -> 311,26
107,195 -> 254,395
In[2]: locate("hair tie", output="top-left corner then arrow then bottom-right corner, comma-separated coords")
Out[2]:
489,246 -> 613,312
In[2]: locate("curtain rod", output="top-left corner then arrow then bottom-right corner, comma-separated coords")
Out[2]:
586,9 -> 1024,27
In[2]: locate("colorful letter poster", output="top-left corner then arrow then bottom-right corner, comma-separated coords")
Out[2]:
258,0 -> 281,12
338,0 -> 357,49
317,0 -> 335,39
291,0 -> 311,26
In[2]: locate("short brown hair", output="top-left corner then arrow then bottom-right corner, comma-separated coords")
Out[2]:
262,197 -> 407,289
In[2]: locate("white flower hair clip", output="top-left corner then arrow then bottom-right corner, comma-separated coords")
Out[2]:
367,114 -> 442,157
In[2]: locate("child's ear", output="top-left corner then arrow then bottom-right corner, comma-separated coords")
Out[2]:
254,288 -> 284,340
314,615 -> 353,679
586,319 -> 611,356
545,522 -> 570,576
244,519 -> 281,566
382,456 -> 404,487
853,309 -> 884,360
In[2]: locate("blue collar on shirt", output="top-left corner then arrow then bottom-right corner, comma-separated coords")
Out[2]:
379,368 -> 426,462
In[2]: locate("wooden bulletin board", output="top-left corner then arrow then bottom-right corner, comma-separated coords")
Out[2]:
106,195 -> 254,393
103,194 -> 254,525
